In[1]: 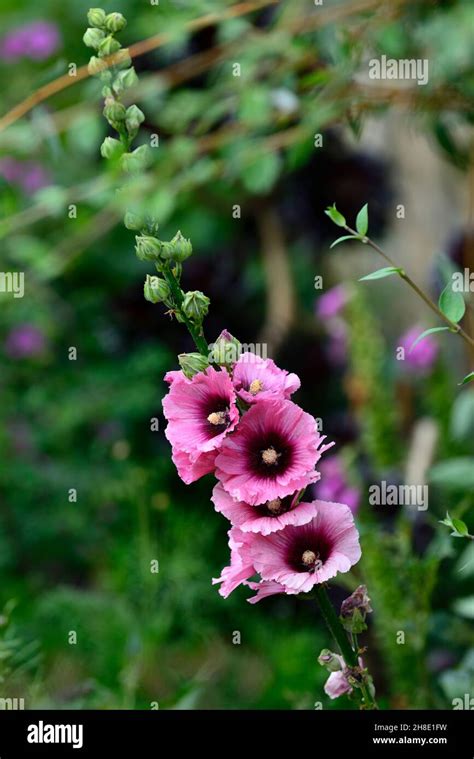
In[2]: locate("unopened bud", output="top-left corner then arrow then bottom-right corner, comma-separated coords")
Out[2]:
87,55 -> 107,76
103,99 -> 126,124
135,235 -> 162,262
105,12 -> 127,32
144,275 -> 170,304
125,104 -> 145,137
167,231 -> 192,262
113,67 -> 138,94
182,291 -> 210,323
124,210 -> 146,231
318,649 -> 343,673
98,35 -> 121,57
87,8 -> 107,28
178,352 -> 210,379
100,137 -> 123,160
83,27 -> 106,49
209,329 -> 241,366
120,145 -> 150,173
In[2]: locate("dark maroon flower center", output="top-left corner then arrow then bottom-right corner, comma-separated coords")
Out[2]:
203,394 -> 231,437
254,494 -> 293,517
286,533 -> 331,572
247,430 -> 293,478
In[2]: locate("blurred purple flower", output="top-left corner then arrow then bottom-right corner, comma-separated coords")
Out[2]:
326,322 -> 348,367
313,454 -> 360,514
0,21 -> 60,62
5,324 -> 46,359
0,158 -> 50,195
398,326 -> 439,373
315,285 -> 349,320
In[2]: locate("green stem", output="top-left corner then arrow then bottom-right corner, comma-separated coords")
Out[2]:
161,265 -> 209,357
315,584 -> 377,710
344,224 -> 474,353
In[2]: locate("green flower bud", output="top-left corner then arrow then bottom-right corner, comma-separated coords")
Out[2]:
101,85 -> 113,97
124,210 -> 146,231
172,262 -> 183,280
135,235 -> 163,262
144,274 -> 170,304
114,49 -> 132,70
113,67 -> 138,94
98,35 -> 121,57
105,12 -> 127,32
317,649 -> 342,673
120,145 -> 150,173
87,8 -> 107,28
103,99 -> 127,124
209,330 -> 241,366
125,105 -> 145,137
166,230 -> 193,262
83,27 -> 106,49
100,137 -> 123,160
87,55 -> 107,76
178,352 -> 210,379
182,291 -> 210,323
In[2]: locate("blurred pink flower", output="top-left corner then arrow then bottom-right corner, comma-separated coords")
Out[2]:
313,455 -> 360,514
0,21 -> 61,61
315,285 -> 349,320
232,352 -> 300,405
398,326 -> 439,373
0,158 -> 50,195
215,398 -> 333,506
5,324 -> 46,358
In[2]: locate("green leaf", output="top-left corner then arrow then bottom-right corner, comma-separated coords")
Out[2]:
241,152 -> 281,195
451,518 -> 469,537
429,458 -> 474,490
355,203 -> 368,236
359,266 -> 403,281
459,371 -> 474,386
330,235 -> 357,249
325,204 -> 346,227
438,283 -> 466,324
409,326 -> 449,352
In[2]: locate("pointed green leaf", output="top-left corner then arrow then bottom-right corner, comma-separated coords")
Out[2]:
459,371 -> 474,386
330,235 -> 357,249
438,284 -> 465,324
359,267 -> 403,281
356,203 -> 368,236
409,326 -> 449,352
325,205 -> 346,227
451,518 -> 469,537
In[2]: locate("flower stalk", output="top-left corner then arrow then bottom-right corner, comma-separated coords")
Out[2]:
315,584 -> 378,709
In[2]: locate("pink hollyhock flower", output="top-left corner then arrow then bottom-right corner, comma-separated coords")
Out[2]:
232,352 -> 300,405
324,654 -> 364,699
214,500 -> 361,599
212,482 -> 318,535
315,285 -> 349,320
313,455 -> 360,515
163,366 -> 239,483
215,399 -> 333,506
398,326 -> 439,373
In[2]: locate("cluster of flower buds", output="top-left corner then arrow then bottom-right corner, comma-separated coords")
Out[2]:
84,8 -> 148,174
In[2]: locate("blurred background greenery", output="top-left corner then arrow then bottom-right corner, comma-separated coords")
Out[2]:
0,0 -> 473,710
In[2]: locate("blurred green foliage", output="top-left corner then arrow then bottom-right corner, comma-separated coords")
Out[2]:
0,0 -> 473,709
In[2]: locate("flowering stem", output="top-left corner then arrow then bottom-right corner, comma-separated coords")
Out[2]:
343,223 -> 474,351
161,265 -> 209,357
315,584 -> 377,710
